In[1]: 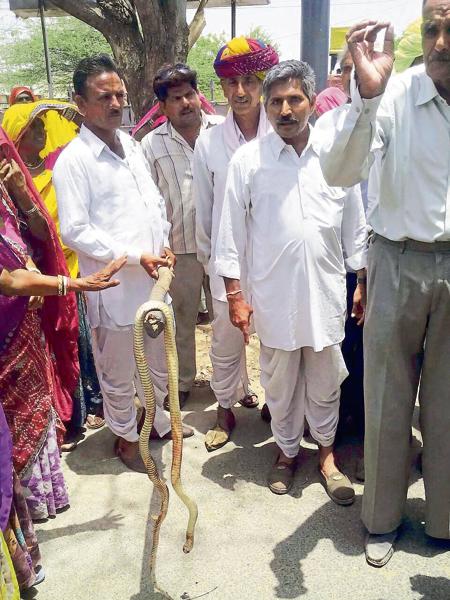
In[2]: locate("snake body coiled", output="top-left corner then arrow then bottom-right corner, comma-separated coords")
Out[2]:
134,268 -> 198,596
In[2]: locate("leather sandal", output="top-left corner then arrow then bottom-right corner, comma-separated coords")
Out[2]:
268,456 -> 296,495
238,388 -> 259,409
319,469 -> 355,505
205,411 -> 236,452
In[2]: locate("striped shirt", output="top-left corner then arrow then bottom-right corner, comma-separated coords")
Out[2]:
141,112 -> 223,254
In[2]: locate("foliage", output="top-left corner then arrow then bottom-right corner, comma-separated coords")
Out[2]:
0,17 -> 111,96
188,33 -> 226,103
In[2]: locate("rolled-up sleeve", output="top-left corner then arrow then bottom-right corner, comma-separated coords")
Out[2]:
53,156 -> 142,265
215,157 -> 249,280
341,184 -> 368,272
319,89 -> 387,188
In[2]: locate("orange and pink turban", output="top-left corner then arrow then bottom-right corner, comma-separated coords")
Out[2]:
214,37 -> 279,80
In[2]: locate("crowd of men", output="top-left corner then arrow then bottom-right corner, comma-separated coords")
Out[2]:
5,0 -> 449,572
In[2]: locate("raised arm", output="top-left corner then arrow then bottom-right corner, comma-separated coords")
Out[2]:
319,21 -> 395,187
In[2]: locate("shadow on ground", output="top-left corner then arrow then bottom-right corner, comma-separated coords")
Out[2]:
270,496 -> 450,599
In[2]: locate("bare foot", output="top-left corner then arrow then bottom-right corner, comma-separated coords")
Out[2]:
319,444 -> 340,478
118,438 -> 139,460
217,406 -> 235,432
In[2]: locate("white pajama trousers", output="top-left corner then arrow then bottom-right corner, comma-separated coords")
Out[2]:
210,298 -> 252,409
91,326 -> 171,442
260,343 -> 348,458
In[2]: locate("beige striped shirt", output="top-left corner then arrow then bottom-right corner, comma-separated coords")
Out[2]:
141,112 -> 223,254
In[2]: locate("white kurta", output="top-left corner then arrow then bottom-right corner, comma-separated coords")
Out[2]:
215,129 -> 368,353
53,125 -> 172,440
54,124 -> 171,329
193,107 -> 271,302
318,65 -> 450,242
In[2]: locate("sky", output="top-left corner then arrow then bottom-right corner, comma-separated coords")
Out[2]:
190,0 -> 424,59
0,0 -> 424,59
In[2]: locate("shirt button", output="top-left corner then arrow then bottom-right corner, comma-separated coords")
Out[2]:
364,109 -> 370,114
356,107 -> 361,113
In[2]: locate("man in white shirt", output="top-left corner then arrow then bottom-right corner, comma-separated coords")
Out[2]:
319,1 -> 450,566
194,37 -> 279,451
54,55 -> 192,473
215,60 -> 368,503
141,64 -> 222,409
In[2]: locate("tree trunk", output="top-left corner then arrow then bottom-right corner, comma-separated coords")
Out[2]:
51,0 -> 204,120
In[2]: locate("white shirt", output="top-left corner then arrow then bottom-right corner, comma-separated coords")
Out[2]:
53,124 -> 171,328
318,65 -> 450,242
193,107 -> 271,302
215,130 -> 367,353
141,112 -> 223,254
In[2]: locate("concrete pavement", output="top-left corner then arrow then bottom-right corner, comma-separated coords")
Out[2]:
23,331 -> 450,600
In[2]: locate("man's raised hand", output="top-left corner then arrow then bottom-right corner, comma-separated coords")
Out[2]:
346,21 -> 395,99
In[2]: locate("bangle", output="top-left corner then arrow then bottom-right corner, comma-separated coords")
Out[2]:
57,275 -> 69,296
23,204 -> 39,217
226,289 -> 242,297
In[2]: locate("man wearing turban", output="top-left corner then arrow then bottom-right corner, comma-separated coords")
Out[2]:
193,37 -> 279,451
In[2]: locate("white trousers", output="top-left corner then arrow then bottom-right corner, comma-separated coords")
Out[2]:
210,298 -> 252,408
91,327 -> 171,442
260,343 -> 348,458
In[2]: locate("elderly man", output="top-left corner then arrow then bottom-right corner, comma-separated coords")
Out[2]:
215,60 -> 368,502
54,55 -> 192,473
141,64 -> 222,409
194,37 -> 279,451
319,1 -> 450,566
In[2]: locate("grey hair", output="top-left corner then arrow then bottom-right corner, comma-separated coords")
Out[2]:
263,60 -> 316,104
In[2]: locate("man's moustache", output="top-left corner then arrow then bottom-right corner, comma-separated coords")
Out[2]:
277,119 -> 299,125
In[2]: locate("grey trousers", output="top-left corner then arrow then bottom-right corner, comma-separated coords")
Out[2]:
362,235 -> 450,539
171,253 -> 212,392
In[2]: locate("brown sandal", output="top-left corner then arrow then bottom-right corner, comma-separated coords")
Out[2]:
204,411 -> 236,452
238,387 -> 259,409
267,456 -> 297,495
86,414 -> 105,430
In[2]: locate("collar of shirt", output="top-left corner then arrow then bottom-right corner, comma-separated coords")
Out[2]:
415,69 -> 441,107
154,111 -> 218,148
269,124 -> 321,162
79,124 -> 133,162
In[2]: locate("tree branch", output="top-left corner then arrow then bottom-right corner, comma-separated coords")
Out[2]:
51,0 -> 106,33
188,0 -> 209,50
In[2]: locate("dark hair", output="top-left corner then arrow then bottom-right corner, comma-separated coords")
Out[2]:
73,54 -> 118,96
153,63 -> 198,102
263,60 -> 316,104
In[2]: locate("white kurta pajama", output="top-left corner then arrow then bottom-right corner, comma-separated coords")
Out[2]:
215,129 -> 367,457
193,108 -> 271,407
54,125 -> 172,442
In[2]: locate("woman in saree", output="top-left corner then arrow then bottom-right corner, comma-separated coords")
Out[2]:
0,125 -> 80,522
2,100 -> 105,434
8,86 -> 36,106
0,212 -> 124,596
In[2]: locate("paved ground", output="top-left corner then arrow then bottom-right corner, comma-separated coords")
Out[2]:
22,327 -> 449,600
